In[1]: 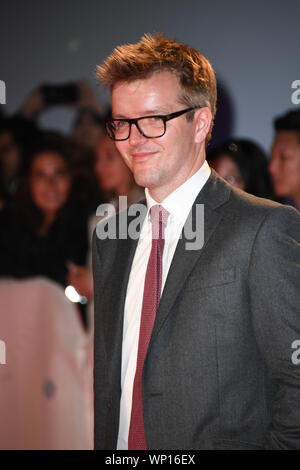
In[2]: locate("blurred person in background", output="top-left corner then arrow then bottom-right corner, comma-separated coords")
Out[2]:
0,81 -> 108,329
0,116 -> 39,211
269,109 -> 300,210
71,106 -> 106,151
207,138 -> 275,199
1,81 -> 107,214
67,133 -> 144,304
19,79 -> 107,152
44,130 -> 104,217
0,134 -> 89,296
17,80 -> 107,212
93,133 -> 144,209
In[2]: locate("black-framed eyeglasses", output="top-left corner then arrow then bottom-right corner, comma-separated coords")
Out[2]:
105,107 -> 200,141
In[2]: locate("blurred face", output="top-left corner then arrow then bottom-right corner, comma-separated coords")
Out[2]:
0,130 -> 20,181
29,152 -> 71,215
111,71 -> 208,201
270,131 -> 300,199
210,154 -> 245,190
94,136 -> 133,193
72,114 -> 104,150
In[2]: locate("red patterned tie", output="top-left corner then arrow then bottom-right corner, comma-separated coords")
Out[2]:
128,204 -> 169,450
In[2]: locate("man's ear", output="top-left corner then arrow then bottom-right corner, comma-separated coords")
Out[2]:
193,107 -> 212,144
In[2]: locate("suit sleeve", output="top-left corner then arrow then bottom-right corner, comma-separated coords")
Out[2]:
248,205 -> 300,449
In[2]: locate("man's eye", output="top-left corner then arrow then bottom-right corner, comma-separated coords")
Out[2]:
148,117 -> 161,122
143,117 -> 163,126
114,121 -> 127,129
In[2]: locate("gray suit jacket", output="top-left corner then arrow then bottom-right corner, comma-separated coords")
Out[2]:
93,170 -> 300,450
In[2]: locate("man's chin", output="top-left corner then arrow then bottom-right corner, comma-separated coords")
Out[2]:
132,168 -> 156,188
133,175 -> 151,189
135,168 -> 163,186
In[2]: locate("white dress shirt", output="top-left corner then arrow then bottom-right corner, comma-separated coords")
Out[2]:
117,160 -> 211,449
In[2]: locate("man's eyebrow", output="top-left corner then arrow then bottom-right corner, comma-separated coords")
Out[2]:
112,108 -> 170,119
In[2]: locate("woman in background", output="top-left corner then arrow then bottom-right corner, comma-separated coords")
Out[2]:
67,134 -> 144,306
207,138 -> 275,199
0,134 -> 89,289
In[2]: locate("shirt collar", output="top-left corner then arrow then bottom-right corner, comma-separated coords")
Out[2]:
145,160 -> 211,224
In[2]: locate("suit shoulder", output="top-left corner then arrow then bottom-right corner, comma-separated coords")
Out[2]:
229,186 -> 281,211
225,185 -> 296,219
226,186 -> 300,238
207,169 -> 282,217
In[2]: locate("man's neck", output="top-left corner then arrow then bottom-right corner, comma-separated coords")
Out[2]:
148,158 -> 207,203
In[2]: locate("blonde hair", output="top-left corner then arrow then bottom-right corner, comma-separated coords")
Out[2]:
97,33 -> 217,142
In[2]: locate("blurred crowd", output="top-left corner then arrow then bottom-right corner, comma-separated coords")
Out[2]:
207,111 -> 300,210
0,81 -> 144,329
0,80 -> 299,448
0,80 -> 300,328
0,81 -> 145,449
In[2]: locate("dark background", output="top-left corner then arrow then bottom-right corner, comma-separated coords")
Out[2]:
1,0 -> 299,152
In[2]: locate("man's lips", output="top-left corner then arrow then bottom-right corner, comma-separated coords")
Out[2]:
131,151 -> 157,161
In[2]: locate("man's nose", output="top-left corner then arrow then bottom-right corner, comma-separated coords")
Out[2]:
129,123 -> 147,146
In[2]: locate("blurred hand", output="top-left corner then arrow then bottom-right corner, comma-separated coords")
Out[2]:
20,88 -> 46,118
75,80 -> 105,114
20,81 -> 105,118
66,261 -> 93,301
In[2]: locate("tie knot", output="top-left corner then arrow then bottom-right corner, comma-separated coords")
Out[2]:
150,204 -> 169,239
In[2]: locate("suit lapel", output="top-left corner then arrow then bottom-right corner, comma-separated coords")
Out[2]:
105,207 -> 147,372
150,170 -> 231,345
105,170 -> 231,371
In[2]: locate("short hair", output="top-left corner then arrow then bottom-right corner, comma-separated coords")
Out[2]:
274,109 -> 300,142
97,33 -> 217,143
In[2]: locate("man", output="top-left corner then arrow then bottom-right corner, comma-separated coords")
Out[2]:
93,33 -> 300,450
269,109 -> 300,210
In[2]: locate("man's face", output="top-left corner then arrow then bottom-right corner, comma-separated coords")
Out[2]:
270,131 -> 300,199
111,71 -> 203,200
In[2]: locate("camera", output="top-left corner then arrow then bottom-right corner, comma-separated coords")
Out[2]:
40,82 -> 79,106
